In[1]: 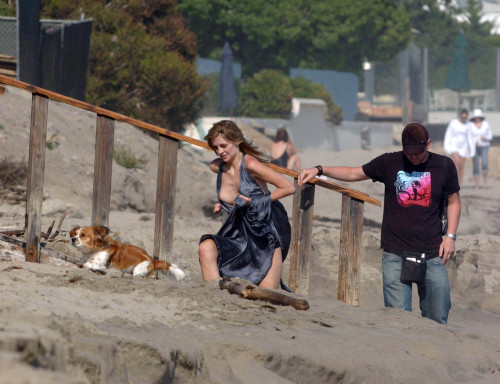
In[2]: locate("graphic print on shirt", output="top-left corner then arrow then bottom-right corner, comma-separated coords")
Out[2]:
394,170 -> 431,207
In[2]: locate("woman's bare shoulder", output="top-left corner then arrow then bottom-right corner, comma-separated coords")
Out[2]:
245,155 -> 272,177
244,154 -> 262,169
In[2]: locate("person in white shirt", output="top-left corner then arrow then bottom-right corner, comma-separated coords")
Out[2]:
469,109 -> 493,189
443,108 -> 475,186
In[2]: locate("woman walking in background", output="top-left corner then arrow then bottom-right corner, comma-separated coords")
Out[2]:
271,127 -> 302,171
469,109 -> 493,189
444,108 -> 475,186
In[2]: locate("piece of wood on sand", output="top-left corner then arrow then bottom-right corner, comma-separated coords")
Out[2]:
219,277 -> 309,310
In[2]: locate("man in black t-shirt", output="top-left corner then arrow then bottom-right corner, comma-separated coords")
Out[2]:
298,123 -> 461,324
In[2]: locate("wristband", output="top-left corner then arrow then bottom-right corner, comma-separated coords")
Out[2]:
445,233 -> 457,241
315,165 -> 323,177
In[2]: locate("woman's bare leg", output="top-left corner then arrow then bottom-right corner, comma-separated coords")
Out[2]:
258,248 -> 283,289
198,239 -> 220,281
458,156 -> 466,185
451,152 -> 465,186
474,176 -> 480,190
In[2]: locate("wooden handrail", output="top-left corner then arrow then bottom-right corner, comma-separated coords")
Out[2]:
0,74 -> 207,147
267,163 -> 380,206
0,73 -> 381,307
0,74 -> 380,206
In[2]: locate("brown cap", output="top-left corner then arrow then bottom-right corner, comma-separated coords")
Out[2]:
402,123 -> 429,149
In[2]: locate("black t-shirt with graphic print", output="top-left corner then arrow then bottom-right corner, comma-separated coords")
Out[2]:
362,151 -> 460,253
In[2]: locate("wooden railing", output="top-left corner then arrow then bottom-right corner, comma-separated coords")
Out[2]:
0,74 -> 380,306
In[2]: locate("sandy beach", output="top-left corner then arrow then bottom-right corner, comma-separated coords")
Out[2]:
1,85 -> 500,383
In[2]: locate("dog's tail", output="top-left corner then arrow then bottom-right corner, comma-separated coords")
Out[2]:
152,260 -> 186,281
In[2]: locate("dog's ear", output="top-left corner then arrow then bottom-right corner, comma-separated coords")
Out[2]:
95,226 -> 110,238
69,226 -> 80,237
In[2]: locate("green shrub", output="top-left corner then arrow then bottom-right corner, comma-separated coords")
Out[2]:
37,0 -> 206,132
237,70 -> 293,119
113,145 -> 148,169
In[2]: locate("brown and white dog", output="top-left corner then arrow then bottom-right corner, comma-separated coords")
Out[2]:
69,225 -> 186,281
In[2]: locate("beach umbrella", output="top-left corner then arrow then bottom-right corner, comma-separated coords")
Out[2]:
220,41 -> 238,115
445,32 -> 470,93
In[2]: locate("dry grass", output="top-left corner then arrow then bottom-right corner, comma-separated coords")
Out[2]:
0,159 -> 27,201
0,159 -> 27,189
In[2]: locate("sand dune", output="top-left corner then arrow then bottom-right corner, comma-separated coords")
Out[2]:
1,85 -> 500,383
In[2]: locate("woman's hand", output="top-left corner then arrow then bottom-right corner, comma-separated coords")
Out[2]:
235,194 -> 251,206
213,203 -> 222,213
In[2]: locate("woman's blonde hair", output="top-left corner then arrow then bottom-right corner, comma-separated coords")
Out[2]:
205,120 -> 269,162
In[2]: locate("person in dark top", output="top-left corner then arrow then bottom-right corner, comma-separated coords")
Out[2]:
199,120 -> 295,289
298,123 -> 461,324
270,127 -> 302,171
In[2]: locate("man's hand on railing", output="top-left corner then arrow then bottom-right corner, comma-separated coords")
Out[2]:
297,167 -> 319,186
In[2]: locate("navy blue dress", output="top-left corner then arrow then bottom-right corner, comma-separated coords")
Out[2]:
200,154 -> 291,285
271,150 -> 289,168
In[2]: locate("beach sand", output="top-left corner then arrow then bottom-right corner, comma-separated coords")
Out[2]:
1,85 -> 500,383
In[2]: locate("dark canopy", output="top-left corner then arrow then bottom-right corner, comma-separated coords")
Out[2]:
220,41 -> 238,112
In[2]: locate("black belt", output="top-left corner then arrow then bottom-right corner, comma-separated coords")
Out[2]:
384,249 -> 439,260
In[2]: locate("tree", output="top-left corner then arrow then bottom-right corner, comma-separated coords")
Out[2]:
236,71 -> 343,122
0,0 -> 15,16
406,0 -> 497,90
0,0 -> 207,131
405,0 -> 461,90
178,0 -> 411,76
237,70 -> 293,118
461,0 -> 496,90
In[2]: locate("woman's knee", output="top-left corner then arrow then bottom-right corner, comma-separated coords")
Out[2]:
198,240 -> 217,264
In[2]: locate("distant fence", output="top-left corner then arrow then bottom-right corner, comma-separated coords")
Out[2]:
0,74 -> 380,307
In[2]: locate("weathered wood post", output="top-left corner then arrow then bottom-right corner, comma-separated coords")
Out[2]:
338,194 -> 364,306
288,179 -> 315,294
24,93 -> 48,262
91,115 -> 115,227
153,135 -> 178,260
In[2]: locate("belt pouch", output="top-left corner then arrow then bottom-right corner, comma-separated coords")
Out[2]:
400,251 -> 427,284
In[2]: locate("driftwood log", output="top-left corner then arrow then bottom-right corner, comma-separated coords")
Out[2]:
0,233 -> 80,265
0,212 -> 67,241
219,277 -> 309,310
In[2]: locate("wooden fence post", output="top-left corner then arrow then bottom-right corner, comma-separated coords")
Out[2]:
153,135 -> 178,260
338,194 -> 364,306
91,115 -> 115,226
24,93 -> 48,262
288,179 -> 315,294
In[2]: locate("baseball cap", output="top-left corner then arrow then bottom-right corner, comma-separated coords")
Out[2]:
402,123 -> 429,154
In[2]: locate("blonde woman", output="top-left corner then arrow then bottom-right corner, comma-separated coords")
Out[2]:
443,108 -> 475,186
199,120 -> 295,290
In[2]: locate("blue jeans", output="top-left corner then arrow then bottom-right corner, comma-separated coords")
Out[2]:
473,146 -> 489,176
382,251 -> 451,324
